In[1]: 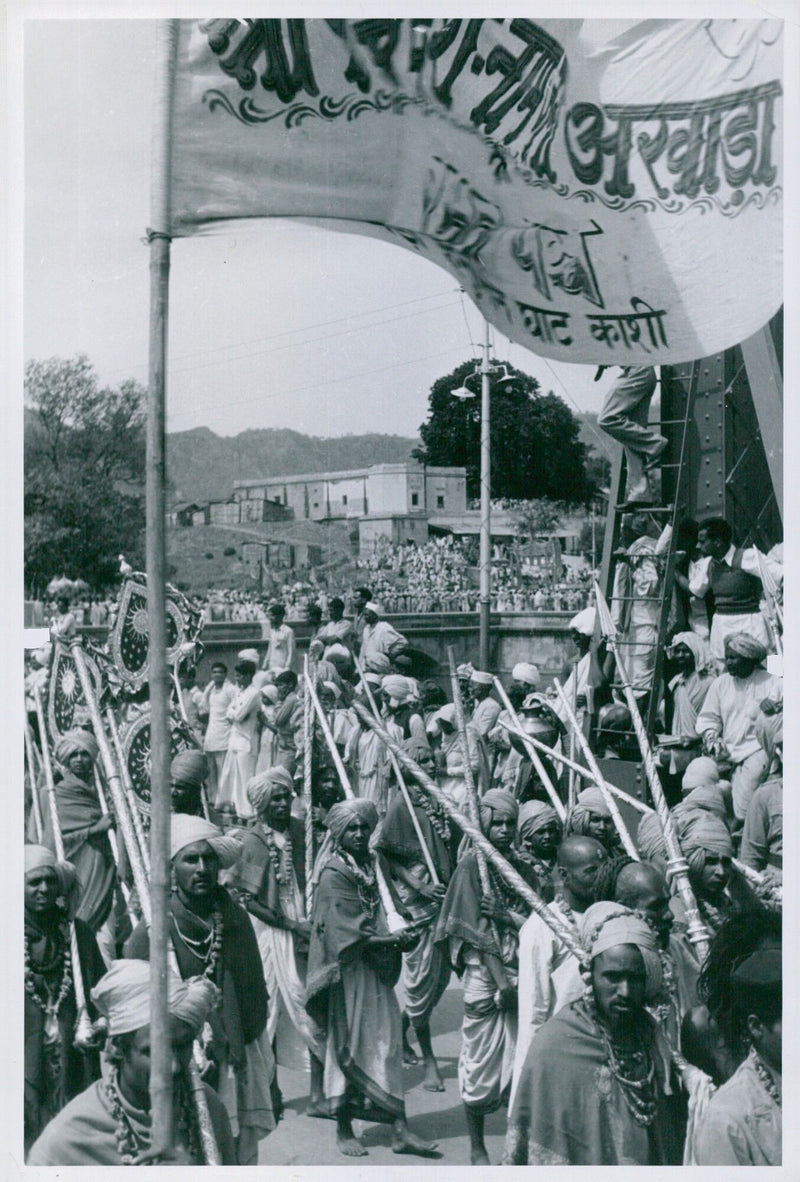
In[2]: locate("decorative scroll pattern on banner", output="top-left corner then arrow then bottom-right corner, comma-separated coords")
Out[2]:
47,642 -> 104,741
106,574 -> 203,692
120,710 -> 195,815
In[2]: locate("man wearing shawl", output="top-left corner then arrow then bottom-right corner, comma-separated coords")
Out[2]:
28,960 -> 235,1165
258,670 -> 303,776
170,749 -> 208,817
37,729 -> 117,961
468,671 -> 501,738
315,595 -> 354,651
125,814 -> 274,1163
305,798 -> 438,1159
696,633 -> 781,818
348,677 -> 392,816
235,767 -> 325,1117
360,603 -> 408,672
428,703 -> 489,812
509,834 -> 606,1113
661,632 -> 715,780
24,844 -> 106,1154
504,904 -> 685,1165
517,799 -> 562,901
693,946 -> 781,1164
435,789 -> 534,1164
217,658 -> 262,821
376,738 -> 453,1093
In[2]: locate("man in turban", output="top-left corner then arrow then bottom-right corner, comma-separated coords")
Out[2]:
170,749 -> 208,817
428,702 -> 489,811
125,815 -> 274,1163
517,800 -> 562,900
565,786 -> 618,852
660,632 -> 715,784
676,812 -> 735,933
468,670 -> 501,739
258,669 -> 302,777
305,798 -> 438,1159
693,942 -> 781,1164
315,595 -> 354,651
505,902 -> 685,1165
376,739 -> 453,1094
28,959 -> 235,1165
359,603 -> 408,672
435,789 -> 536,1164
24,844 -> 106,1154
38,729 -> 117,962
511,662 -> 539,693
553,606 -> 595,733
696,633 -> 781,818
509,834 -> 606,1114
235,768 -> 323,1119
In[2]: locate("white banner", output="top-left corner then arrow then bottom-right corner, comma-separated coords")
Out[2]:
168,19 -> 783,365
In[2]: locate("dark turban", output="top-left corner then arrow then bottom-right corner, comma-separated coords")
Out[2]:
170,750 -> 207,787
724,633 -> 767,663
54,729 -> 99,766
518,800 -> 561,841
676,812 -> 733,874
326,798 -> 379,846
480,788 -> 519,833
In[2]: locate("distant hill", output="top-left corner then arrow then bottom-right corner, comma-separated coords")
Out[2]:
166,427 -> 420,505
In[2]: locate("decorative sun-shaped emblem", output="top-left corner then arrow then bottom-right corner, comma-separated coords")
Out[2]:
132,607 -> 150,635
60,667 -> 78,700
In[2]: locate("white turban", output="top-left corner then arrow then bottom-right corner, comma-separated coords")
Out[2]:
170,814 -> 240,869
470,670 -> 493,687
91,959 -> 218,1037
364,602 -> 382,616
237,648 -> 260,665
569,607 -> 596,636
512,662 -> 540,687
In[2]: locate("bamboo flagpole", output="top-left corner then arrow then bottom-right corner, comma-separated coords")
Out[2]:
91,767 -> 134,913
302,656 -> 314,917
593,583 -> 711,960
105,707 -> 152,876
145,17 -> 179,1156
553,679 -> 640,860
491,676 -> 565,821
305,673 -> 406,932
353,655 -> 441,885
32,686 -> 96,1049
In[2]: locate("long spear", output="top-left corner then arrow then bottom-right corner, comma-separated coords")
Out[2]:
354,655 -> 440,885
491,677 -> 565,821
553,679 -> 640,860
302,655 -> 314,917
32,685 -> 96,1050
593,583 -> 710,960
351,702 -> 578,951
305,674 -> 406,932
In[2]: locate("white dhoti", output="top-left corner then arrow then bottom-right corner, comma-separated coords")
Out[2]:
458,958 -> 517,1113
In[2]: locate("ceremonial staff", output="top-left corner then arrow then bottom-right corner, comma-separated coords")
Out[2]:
553,679 -> 640,860
305,673 -> 406,932
594,583 -> 710,960
491,676 -> 565,820
32,685 -> 95,1050
446,650 -> 491,889
354,655 -> 441,885
302,655 -> 314,917
105,707 -> 152,876
24,717 -> 44,842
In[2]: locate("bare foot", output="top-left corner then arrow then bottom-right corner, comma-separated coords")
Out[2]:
402,1045 -> 419,1066
337,1132 -> 368,1157
392,1130 -> 440,1157
306,1100 -> 332,1119
470,1147 -> 490,1165
422,1062 -> 445,1092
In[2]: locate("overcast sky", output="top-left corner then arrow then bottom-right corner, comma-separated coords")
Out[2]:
22,16 -> 621,445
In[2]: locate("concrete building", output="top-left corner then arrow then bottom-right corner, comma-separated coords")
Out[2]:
233,462 -> 466,522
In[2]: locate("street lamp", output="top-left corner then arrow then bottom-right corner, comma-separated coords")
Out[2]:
451,325 -> 512,668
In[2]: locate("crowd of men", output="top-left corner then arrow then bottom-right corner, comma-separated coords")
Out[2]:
24,509 -> 783,1166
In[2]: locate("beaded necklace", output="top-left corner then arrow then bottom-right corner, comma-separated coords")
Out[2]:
24,929 -> 72,1032
751,1049 -> 782,1108
259,822 -> 292,888
105,1066 -> 201,1165
338,850 -> 380,918
553,892 -> 579,929
579,996 -> 658,1127
413,790 -> 450,842
172,907 -> 224,982
488,858 -> 527,915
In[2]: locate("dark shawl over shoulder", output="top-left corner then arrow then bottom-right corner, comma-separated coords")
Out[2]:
125,886 -> 267,1059
235,817 -> 306,904
305,855 -> 400,1030
40,773 -> 116,930
433,850 -> 499,970
376,795 -> 452,885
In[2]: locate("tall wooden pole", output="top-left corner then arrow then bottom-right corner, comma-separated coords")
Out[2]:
479,321 -> 492,669
147,18 -> 178,1156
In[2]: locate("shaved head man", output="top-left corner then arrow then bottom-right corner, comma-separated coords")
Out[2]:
614,862 -> 673,948
556,835 -> 607,912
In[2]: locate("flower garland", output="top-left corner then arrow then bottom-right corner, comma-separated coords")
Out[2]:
553,891 -> 579,929
488,858 -> 528,915
579,996 -> 658,1127
751,1048 -> 781,1108
414,791 -> 450,842
24,930 -> 72,1024
338,849 -> 380,918
259,822 -> 293,888
172,908 -> 224,982
105,1066 -> 201,1165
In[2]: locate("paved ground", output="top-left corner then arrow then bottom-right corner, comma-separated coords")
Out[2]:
258,983 -> 510,1167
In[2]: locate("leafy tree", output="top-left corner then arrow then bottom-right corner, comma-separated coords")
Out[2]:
25,355 -> 146,593
416,360 -> 590,503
